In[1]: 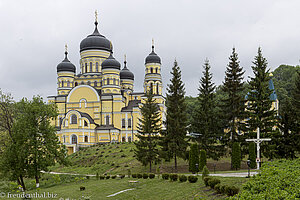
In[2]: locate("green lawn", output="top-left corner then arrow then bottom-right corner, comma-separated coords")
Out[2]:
16,176 -> 247,200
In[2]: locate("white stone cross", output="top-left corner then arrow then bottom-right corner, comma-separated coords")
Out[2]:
245,127 -> 271,170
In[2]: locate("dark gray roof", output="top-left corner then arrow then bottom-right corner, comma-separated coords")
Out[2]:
95,125 -> 120,131
78,111 -> 97,125
121,100 -> 141,112
57,52 -> 76,73
120,60 -> 134,80
145,45 -> 161,64
80,21 -> 112,53
101,54 -> 121,70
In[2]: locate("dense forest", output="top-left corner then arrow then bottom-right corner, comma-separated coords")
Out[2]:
185,64 -> 300,125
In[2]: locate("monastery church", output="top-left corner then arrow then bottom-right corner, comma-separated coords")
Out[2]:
48,14 -> 166,154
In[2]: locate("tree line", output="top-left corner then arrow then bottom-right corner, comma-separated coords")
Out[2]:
135,47 -> 300,172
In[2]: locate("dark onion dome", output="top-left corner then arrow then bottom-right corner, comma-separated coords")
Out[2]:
145,45 -> 161,64
101,53 -> 121,70
57,51 -> 76,73
120,60 -> 134,80
80,21 -> 112,52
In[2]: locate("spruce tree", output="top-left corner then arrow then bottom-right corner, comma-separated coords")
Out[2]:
292,71 -> 300,126
222,48 -> 247,152
135,92 -> 161,172
163,60 -> 188,171
246,48 -> 277,159
189,143 -> 199,173
192,59 -> 224,160
248,142 -> 256,168
231,142 -> 241,170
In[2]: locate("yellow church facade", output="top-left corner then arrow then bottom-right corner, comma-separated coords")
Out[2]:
48,17 -> 165,154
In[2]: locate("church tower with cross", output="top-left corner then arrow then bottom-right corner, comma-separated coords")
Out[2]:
48,12 -> 166,154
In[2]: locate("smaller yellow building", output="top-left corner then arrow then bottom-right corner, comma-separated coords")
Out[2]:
48,17 -> 165,154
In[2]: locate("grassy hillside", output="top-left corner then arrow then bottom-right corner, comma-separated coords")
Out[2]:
50,142 -> 249,175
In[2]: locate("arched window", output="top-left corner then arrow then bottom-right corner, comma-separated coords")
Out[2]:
71,114 -> 77,124
84,120 -> 88,127
94,81 -> 97,87
61,80 -> 64,87
122,137 -> 126,142
90,62 -> 92,72
113,78 -> 116,85
106,115 -> 110,125
80,81 -> 84,85
128,136 -> 132,142
150,67 -> 153,73
156,83 -> 159,94
81,64 -> 84,72
96,62 -> 99,72
75,82 -> 78,86
128,118 -> 132,128
71,135 -> 77,144
67,81 -> 70,87
63,135 -> 66,143
84,135 -> 88,143
85,63 -> 87,73
107,78 -> 110,85
122,118 -> 126,128
100,81 -> 102,86
87,81 -> 91,85
156,68 -> 158,73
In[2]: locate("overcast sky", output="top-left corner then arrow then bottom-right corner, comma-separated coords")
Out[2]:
1,0 -> 300,100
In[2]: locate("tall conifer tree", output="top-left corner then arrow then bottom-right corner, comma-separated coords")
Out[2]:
222,48 -> 246,142
135,92 -> 161,172
164,60 -> 188,171
246,48 -> 277,159
192,59 -> 224,160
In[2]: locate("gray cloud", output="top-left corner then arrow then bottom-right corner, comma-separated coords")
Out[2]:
1,0 -> 299,100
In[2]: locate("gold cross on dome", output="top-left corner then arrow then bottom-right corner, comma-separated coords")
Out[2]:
152,38 -> 154,46
95,10 -> 98,22
124,54 -> 126,61
65,44 -> 68,52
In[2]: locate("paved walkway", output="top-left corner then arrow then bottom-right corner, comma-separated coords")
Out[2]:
42,171 -> 258,178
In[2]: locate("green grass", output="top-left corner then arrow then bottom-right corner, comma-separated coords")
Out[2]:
16,176 -> 248,200
50,142 -> 250,175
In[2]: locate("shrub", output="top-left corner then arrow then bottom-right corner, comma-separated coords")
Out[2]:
86,176 -> 90,180
179,175 -> 187,182
199,150 -> 207,171
162,173 -> 169,180
208,178 -> 221,189
80,186 -> 85,191
202,166 -> 209,180
137,174 -> 142,179
188,176 -> 198,183
131,174 -> 137,178
203,177 -> 212,187
127,169 -> 131,178
231,142 -> 241,170
111,175 -> 117,179
189,143 -> 199,173
214,184 -> 222,194
220,185 -> 226,194
149,173 -> 155,179
96,172 -> 99,180
100,176 -> 105,180
119,174 -> 125,179
156,166 -> 160,179
105,175 -> 110,179
169,174 -> 178,181
143,173 -> 149,179
225,185 -> 239,196
248,142 -> 256,169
